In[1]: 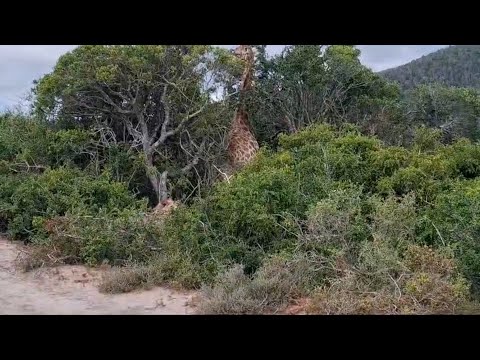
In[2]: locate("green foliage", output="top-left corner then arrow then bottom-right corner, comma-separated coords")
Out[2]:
46,129 -> 93,168
0,114 -> 99,172
32,45 -> 234,204
304,185 -> 368,261
420,179 -> 480,293
36,205 -> 153,266
151,205 -> 219,288
371,193 -> 417,248
404,84 -> 480,142
33,45 -> 218,126
2,167 -> 138,239
156,124 -> 480,305
309,244 -> 471,314
0,174 -> 26,231
441,138 -> 480,179
412,126 -> 443,153
249,45 -> 401,146
369,146 -> 410,178
0,114 -> 50,169
147,127 -> 365,284
198,251 -> 323,314
375,142 -> 454,202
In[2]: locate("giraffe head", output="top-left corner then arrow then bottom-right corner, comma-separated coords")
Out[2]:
152,198 -> 178,216
233,45 -> 254,64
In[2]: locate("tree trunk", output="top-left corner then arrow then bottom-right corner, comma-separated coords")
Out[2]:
158,171 -> 169,203
146,153 -> 169,205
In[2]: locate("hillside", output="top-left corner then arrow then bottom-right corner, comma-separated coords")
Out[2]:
380,45 -> 480,90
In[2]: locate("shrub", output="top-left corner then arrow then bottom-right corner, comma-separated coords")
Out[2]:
28,204 -> 158,267
154,124 -> 480,296
46,129 -> 93,168
161,126 -> 391,283
198,251 -> 325,314
0,114 -> 50,166
421,179 -> 480,294
98,265 -> 161,293
278,123 -> 335,150
441,138 -> 480,179
5,167 -> 139,240
370,193 -> 417,248
309,244 -> 469,314
303,184 -> 368,262
412,126 -> 443,153
308,244 -> 472,314
369,146 -> 410,178
0,174 -> 25,232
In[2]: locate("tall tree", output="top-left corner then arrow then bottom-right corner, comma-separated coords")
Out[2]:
249,45 -> 400,144
33,45 -> 235,205
404,84 -> 480,142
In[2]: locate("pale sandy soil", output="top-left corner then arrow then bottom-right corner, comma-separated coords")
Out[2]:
0,237 -> 198,315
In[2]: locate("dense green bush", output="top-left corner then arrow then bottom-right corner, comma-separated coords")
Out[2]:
156,124 -> 480,305
441,138 -> 480,179
0,114 -> 155,205
303,184 -> 368,262
0,114 -> 50,169
4,115 -> 480,313
197,190 -> 473,314
34,205 -> 153,266
148,126 -> 368,286
308,244 -> 470,314
0,174 -> 26,232
2,167 -> 139,239
46,129 -> 93,168
420,179 -> 480,294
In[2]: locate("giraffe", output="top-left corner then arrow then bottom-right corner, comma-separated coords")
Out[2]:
226,45 -> 260,170
151,46 -> 260,217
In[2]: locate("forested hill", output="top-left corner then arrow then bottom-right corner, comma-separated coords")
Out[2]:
380,45 -> 480,90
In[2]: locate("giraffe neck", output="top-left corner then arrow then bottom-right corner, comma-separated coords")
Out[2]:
240,59 -> 254,93
227,106 -> 259,169
225,45 -> 259,171
233,105 -> 253,132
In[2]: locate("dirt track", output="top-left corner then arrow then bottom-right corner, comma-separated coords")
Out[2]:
0,237 -> 197,315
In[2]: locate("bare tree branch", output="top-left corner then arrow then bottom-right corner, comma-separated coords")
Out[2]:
181,137 -> 206,173
153,102 -> 207,149
94,86 -> 133,115
151,84 -> 169,139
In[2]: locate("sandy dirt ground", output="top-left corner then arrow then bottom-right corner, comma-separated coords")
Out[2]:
0,237 -> 198,315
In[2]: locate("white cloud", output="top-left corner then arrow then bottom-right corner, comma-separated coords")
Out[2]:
0,45 -> 449,111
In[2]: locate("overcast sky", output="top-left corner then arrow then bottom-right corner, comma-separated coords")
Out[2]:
0,45 -> 449,112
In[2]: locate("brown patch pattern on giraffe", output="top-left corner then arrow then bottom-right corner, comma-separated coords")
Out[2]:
227,45 -> 259,170
227,109 -> 259,169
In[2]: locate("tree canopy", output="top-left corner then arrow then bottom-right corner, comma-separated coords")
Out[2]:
33,45 -> 237,204
247,45 -> 400,144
